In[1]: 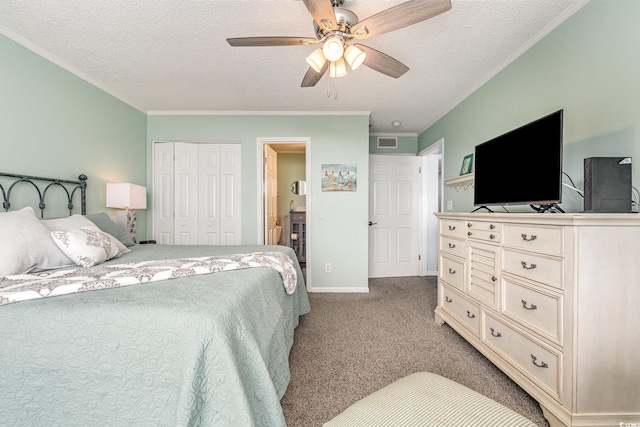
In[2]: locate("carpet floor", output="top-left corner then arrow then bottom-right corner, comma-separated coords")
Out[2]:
281,276 -> 549,427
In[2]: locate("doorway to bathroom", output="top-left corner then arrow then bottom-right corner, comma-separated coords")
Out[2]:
257,137 -> 310,286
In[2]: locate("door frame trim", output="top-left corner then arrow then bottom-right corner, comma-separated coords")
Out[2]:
418,138 -> 444,277
256,137 -> 311,288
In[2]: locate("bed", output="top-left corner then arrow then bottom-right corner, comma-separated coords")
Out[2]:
0,172 -> 310,427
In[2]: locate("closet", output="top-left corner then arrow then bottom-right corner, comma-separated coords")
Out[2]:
153,142 -> 241,245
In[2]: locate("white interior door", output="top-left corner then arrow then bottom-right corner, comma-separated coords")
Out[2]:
153,142 -> 241,245
265,145 -> 278,244
219,144 -> 242,245
153,142 -> 175,245
198,144 -> 221,245
174,142 -> 199,245
369,154 -> 420,278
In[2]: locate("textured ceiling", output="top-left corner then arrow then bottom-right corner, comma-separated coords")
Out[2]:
0,0 -> 589,134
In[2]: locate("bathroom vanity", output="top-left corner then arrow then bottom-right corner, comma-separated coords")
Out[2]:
290,211 -> 306,262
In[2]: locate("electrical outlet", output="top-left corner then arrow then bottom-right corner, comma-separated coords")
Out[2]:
447,200 -> 453,211
325,263 -> 331,273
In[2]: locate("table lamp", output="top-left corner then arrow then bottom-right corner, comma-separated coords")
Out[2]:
106,183 -> 147,243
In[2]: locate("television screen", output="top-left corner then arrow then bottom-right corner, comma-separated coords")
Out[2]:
474,110 -> 563,207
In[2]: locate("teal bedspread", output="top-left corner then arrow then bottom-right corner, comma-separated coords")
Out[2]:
0,244 -> 310,427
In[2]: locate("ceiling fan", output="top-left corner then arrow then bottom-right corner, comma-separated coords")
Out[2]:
227,0 -> 452,87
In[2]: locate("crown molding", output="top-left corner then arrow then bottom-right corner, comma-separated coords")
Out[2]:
147,110 -> 371,116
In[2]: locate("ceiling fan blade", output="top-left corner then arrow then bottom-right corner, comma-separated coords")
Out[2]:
227,37 -> 318,47
355,44 -> 409,78
302,0 -> 337,32
301,62 -> 329,87
350,0 -> 451,39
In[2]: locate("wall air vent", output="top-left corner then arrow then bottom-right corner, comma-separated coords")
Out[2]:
377,137 -> 398,148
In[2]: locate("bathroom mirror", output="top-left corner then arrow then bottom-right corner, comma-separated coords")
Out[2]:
290,180 -> 307,195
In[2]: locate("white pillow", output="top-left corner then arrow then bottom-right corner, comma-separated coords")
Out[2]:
42,214 -> 95,231
50,226 -> 131,268
0,207 -> 74,277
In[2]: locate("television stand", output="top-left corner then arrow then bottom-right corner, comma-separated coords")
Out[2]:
471,206 -> 494,213
530,203 -> 565,213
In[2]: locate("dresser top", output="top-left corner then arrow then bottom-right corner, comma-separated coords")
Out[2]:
435,212 -> 640,227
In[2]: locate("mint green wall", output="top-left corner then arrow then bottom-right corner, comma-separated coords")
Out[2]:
147,114 -> 370,290
0,34 -> 148,232
278,153 -> 306,216
369,135 -> 418,154
419,0 -> 640,213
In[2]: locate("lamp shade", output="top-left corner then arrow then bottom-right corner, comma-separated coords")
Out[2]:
329,58 -> 348,78
344,45 -> 366,70
322,36 -> 344,62
306,48 -> 326,73
106,183 -> 147,209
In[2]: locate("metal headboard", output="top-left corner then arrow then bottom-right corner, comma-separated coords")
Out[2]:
0,172 -> 87,218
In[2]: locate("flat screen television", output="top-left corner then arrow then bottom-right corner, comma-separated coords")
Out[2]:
473,109 -> 563,209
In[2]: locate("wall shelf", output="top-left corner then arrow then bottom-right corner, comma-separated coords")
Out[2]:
445,173 -> 474,191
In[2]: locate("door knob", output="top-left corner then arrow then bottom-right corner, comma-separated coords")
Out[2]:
368,221 -> 378,226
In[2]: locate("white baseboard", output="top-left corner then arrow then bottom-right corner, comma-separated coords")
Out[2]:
307,286 -> 369,293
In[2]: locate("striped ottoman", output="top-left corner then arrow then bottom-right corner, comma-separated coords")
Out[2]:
323,372 -> 538,427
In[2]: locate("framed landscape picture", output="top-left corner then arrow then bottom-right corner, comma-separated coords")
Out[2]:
460,153 -> 473,175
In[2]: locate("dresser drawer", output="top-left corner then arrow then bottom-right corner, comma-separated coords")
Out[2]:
440,236 -> 464,258
466,229 -> 501,243
290,212 -> 306,222
503,224 -> 563,257
466,220 -> 501,233
503,248 -> 563,290
439,254 -> 465,291
502,277 -> 563,345
441,219 -> 465,239
482,311 -> 562,400
441,284 -> 480,336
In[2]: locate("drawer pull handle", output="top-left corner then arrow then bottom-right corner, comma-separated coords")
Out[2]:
467,232 -> 472,236
521,300 -> 538,310
531,354 -> 549,369
521,233 -> 538,241
467,223 -> 472,228
492,276 -> 497,282
466,310 -> 476,319
490,327 -> 502,337
521,261 -> 537,270
448,225 -> 456,230
490,224 -> 496,230
448,243 -> 456,248
445,296 -> 452,303
449,268 -> 456,274
490,234 -> 495,240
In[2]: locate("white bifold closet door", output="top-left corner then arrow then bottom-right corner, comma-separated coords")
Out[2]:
153,142 -> 241,245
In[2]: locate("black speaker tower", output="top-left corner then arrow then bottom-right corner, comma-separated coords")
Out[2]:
583,157 -> 632,213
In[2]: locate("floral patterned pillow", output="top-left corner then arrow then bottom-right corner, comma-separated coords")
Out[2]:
50,226 -> 131,267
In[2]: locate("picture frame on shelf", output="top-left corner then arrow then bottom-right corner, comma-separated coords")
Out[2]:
460,153 -> 473,175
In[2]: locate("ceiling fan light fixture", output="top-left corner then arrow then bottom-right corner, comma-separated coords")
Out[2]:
344,45 -> 366,70
322,36 -> 345,62
329,58 -> 348,78
306,48 -> 327,73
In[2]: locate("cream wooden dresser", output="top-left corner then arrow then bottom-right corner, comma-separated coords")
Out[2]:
434,212 -> 640,427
